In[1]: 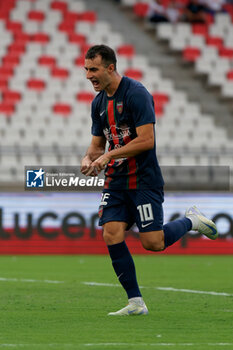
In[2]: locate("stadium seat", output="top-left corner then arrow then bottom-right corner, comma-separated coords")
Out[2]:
227,70 -> 233,80
133,3 -> 149,18
28,10 -> 45,22
156,22 -> 173,41
27,79 -> 46,91
117,45 -> 135,58
76,92 -> 95,104
192,24 -> 208,37
53,103 -> 72,116
51,67 -> 69,79
51,1 -> 68,13
219,47 -> 233,59
2,90 -> 21,103
206,36 -> 223,49
124,68 -> 143,81
38,55 -> 57,67
182,47 -> 201,62
0,102 -> 15,116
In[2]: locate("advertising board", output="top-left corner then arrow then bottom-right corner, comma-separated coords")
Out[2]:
0,193 -> 232,254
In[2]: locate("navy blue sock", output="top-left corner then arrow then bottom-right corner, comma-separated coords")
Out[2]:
107,241 -> 141,299
163,218 -> 192,248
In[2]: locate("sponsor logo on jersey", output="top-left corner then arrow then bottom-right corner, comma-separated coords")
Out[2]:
103,124 -> 131,142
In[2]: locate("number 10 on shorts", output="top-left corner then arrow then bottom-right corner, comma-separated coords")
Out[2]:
137,203 -> 154,222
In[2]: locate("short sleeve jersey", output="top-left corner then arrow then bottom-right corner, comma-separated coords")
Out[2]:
91,76 -> 164,190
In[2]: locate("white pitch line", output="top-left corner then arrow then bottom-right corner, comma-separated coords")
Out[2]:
0,277 -> 64,284
84,343 -> 233,347
83,282 -> 121,288
156,287 -> 233,297
82,282 -> 233,297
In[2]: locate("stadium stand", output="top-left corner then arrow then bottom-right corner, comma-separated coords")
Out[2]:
0,0 -> 232,190
131,1 -> 233,98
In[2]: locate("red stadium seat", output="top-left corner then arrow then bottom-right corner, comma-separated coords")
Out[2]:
219,47 -> 233,59
133,3 -> 149,18
2,55 -> 20,68
152,92 -> 169,104
154,104 -> 164,117
0,67 -> 14,79
3,90 -> 21,103
6,21 -> 22,33
58,21 -> 75,33
28,11 -> 45,22
0,103 -> 15,115
0,11 -> 8,20
51,1 -> 68,13
205,13 -> 214,25
226,70 -> 233,80
74,45 -> 92,66
117,45 -> 135,58
79,11 -> 97,23
192,24 -> 208,36
152,92 -> 169,117
0,0 -> 15,19
182,47 -> 201,62
81,44 -> 92,55
0,79 -> 8,92
206,36 -> 223,49
124,68 -> 143,81
68,33 -> 86,45
53,103 -> 72,115
31,33 -> 50,44
51,67 -> 69,79
14,32 -> 31,44
74,55 -> 85,66
38,56 -> 56,67
223,4 -> 233,18
27,79 -> 46,91
64,11 -> 80,23
8,43 -> 26,56
0,0 -> 15,9
76,92 -> 95,103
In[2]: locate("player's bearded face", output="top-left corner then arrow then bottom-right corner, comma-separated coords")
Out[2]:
85,56 -> 112,92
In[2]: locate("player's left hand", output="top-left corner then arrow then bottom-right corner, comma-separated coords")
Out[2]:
92,153 -> 111,172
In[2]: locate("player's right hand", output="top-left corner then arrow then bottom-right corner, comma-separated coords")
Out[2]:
81,156 -> 98,177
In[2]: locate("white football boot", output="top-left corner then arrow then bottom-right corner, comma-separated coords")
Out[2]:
108,297 -> 148,316
185,205 -> 218,240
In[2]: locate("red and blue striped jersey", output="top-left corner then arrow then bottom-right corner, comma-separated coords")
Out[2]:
91,76 -> 164,190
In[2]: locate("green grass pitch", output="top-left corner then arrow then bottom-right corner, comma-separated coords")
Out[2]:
0,255 -> 232,350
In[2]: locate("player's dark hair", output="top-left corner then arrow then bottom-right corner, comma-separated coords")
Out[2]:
85,45 -> 117,70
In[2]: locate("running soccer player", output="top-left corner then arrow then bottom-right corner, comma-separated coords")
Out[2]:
81,45 -> 218,316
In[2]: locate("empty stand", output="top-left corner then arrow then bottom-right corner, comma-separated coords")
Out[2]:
0,0 -> 233,188
155,10 -> 233,97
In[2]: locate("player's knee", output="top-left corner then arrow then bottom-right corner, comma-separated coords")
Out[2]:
141,238 -> 165,252
103,229 -> 114,245
103,225 -> 124,245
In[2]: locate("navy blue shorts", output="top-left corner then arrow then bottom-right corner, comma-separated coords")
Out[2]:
98,189 -> 164,232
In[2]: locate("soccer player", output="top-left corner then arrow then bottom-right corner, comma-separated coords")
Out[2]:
81,45 -> 218,316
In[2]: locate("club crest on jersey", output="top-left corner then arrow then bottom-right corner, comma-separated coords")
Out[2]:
116,101 -> 123,114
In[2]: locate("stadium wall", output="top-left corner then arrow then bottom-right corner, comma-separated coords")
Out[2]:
0,192 -> 232,255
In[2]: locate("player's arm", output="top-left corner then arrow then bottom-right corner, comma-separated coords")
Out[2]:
81,135 -> 106,176
92,123 -> 154,172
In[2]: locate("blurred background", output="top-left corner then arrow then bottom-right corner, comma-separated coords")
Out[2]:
0,0 -> 232,254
